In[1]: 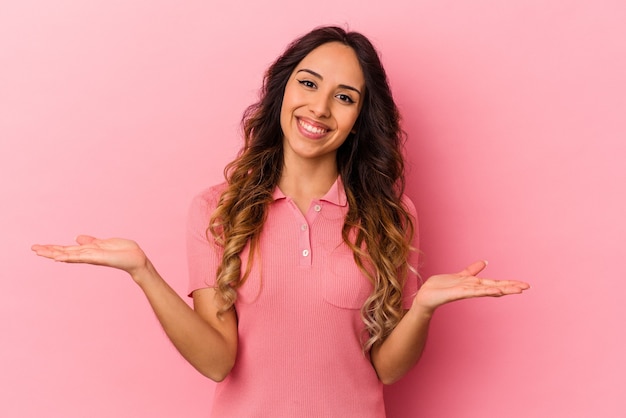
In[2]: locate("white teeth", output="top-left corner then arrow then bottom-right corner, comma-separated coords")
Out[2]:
299,119 -> 328,135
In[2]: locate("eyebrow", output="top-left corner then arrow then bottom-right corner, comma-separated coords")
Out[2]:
296,69 -> 362,96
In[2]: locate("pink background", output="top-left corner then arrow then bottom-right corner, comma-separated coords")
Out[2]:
2,1 -> 625,417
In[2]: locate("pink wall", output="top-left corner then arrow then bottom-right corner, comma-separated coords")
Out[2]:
2,1 -> 624,417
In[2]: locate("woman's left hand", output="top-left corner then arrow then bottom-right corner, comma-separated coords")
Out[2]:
412,260 -> 530,314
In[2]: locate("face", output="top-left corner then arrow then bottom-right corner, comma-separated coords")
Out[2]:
280,42 -> 365,168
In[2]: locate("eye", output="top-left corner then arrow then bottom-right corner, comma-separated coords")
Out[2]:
336,93 -> 355,104
297,79 -> 316,89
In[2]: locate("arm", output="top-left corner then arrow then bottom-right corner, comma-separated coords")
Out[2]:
370,260 -> 530,384
134,261 -> 237,381
31,235 -> 237,382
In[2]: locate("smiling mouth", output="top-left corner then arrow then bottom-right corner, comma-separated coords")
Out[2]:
298,118 -> 330,135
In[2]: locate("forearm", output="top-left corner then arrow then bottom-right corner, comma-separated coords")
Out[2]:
132,262 -> 236,381
370,304 -> 433,385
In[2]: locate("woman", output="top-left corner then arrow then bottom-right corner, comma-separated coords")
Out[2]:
32,26 -> 529,417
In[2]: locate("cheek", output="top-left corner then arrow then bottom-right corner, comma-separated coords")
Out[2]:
337,108 -> 360,130
279,87 -> 299,119
279,91 -> 293,130
279,106 -> 289,135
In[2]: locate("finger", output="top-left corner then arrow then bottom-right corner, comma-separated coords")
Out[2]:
460,260 -> 488,277
31,243 -> 87,254
76,235 -> 97,245
31,244 -> 93,262
477,283 -> 529,297
478,278 -> 531,290
31,244 -> 60,259
50,247 -> 104,264
31,244 -> 67,252
31,244 -> 62,251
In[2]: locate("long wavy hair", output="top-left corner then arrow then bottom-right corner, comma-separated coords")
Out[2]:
209,26 -> 415,352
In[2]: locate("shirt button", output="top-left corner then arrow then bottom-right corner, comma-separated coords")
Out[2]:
302,249 -> 309,257
301,224 -> 308,231
314,204 -> 322,212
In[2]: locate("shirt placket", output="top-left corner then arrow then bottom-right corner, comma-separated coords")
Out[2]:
286,199 -> 322,267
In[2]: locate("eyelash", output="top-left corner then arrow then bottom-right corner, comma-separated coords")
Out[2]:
296,79 -> 355,104
336,94 -> 354,104
298,79 -> 316,89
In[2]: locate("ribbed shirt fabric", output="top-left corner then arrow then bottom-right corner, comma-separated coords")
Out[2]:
186,178 -> 419,418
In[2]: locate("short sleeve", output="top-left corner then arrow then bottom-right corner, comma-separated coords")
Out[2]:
186,184 -> 227,297
401,195 -> 420,309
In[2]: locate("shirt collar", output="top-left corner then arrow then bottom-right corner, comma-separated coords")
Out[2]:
271,176 -> 347,207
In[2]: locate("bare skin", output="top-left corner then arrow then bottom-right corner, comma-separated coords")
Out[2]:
371,260 -> 529,384
31,43 -> 530,384
32,235 -> 237,382
31,236 -> 529,384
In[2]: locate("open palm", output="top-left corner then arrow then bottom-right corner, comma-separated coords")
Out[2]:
31,235 -> 148,275
413,261 -> 530,312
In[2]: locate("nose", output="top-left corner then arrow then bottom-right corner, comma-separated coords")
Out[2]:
308,94 -> 331,118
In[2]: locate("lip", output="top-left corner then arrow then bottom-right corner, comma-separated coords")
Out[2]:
296,117 -> 331,140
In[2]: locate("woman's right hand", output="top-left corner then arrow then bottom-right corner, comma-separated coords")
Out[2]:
33,235 -> 239,380
31,235 -> 149,279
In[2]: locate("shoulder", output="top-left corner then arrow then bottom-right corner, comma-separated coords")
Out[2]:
190,182 -> 228,210
400,194 -> 418,218
188,181 -> 229,225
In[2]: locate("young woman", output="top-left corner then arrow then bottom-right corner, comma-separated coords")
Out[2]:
32,26 -> 529,417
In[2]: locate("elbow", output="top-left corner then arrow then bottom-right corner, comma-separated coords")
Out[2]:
197,356 -> 236,383
372,359 -> 400,385
378,373 -> 402,386
372,355 -> 406,385
209,370 -> 230,383
199,362 -> 233,383
371,347 -> 404,385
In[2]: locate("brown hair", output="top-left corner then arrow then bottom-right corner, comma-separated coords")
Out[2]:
209,26 -> 415,351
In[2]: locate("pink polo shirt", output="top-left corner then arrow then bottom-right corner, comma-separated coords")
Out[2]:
187,178 -> 419,418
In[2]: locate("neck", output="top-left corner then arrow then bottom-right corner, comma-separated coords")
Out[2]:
278,156 -> 339,213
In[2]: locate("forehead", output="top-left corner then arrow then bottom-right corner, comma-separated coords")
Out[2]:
295,42 -> 365,88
